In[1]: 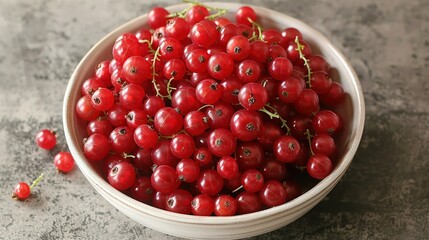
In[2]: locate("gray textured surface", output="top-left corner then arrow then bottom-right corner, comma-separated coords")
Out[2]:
1,0 -> 428,239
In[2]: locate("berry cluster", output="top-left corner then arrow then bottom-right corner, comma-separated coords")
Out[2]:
76,2 -> 345,216
12,129 -> 75,200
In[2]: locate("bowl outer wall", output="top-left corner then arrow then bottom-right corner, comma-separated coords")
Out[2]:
63,1 -> 365,231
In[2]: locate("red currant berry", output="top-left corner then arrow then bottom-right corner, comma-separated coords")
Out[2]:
226,35 -> 250,61
12,182 -> 31,200
35,129 -> 56,150
176,158 -> 200,183
151,139 -> 179,167
193,147 -> 213,166
54,152 -> 75,173
151,165 -> 181,194
268,57 -> 293,81
87,118 -> 113,137
130,177 -> 154,204
170,134 -> 196,159
216,156 -> 239,179
191,194 -> 214,216
238,82 -> 268,110
236,141 -> 264,171
312,110 -> 341,135
307,154 -> 333,179
76,95 -> 101,122
259,180 -> 287,207
293,89 -> 320,116
273,135 -> 301,163
108,161 -> 136,191
122,56 -> 151,84
165,17 -> 190,41
134,124 -> 159,149
241,169 -> 264,193
235,6 -> 257,26
165,189 -> 193,214
230,109 -> 263,141
109,127 -> 136,153
236,59 -> 261,83
207,128 -> 237,157
154,107 -> 183,136
236,191 -> 263,214
91,88 -> 114,111
195,79 -> 224,104
83,133 -> 110,161
190,19 -> 219,48
148,7 -> 170,29
208,52 -> 234,80
214,195 -> 238,216
186,5 -> 209,25
196,169 -> 224,196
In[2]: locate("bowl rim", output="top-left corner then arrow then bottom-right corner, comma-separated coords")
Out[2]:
63,2 -> 365,224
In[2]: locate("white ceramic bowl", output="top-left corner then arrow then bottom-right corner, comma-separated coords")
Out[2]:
63,2 -> 365,239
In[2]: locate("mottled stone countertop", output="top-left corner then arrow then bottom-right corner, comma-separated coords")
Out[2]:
1,0 -> 428,239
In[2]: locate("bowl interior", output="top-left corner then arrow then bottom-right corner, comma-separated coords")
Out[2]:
63,2 -> 365,225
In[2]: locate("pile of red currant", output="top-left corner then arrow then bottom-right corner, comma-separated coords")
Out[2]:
75,2 -> 345,216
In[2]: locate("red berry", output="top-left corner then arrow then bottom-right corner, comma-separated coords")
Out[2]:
35,129 -> 56,150
108,161 -> 136,191
54,152 -> 75,173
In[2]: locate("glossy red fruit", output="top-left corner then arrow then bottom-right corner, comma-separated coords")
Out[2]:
183,111 -> 209,136
170,134 -> 196,159
54,152 -> 75,173
196,169 -> 224,196
81,77 -> 106,96
230,109 -> 263,141
236,141 -> 264,171
130,177 -> 154,204
226,35 -> 250,61
312,110 -> 341,135
268,57 -> 293,81
151,165 -> 181,194
207,52 -> 235,80
241,169 -> 264,193
153,191 -> 168,210
87,118 -> 113,137
257,121 -> 283,151
281,27 -> 302,46
261,158 -> 287,182
217,156 -> 239,179
311,134 -> 336,156
76,95 -> 101,122
112,33 -> 141,64
205,101 -> 235,130
207,128 -> 237,157
185,49 -> 210,73
190,19 -> 219,48
259,180 -> 287,207
176,158 -> 200,183
307,154 -> 333,179
148,7 -> 170,29
235,6 -> 257,26
12,182 -> 31,200
193,147 -> 213,166
320,82 -> 345,107
273,135 -> 301,163
125,109 -> 148,130
122,56 -> 152,84
35,129 -> 56,150
144,96 -> 166,117
83,133 -> 110,161
293,89 -> 319,116
151,139 -> 179,167
165,189 -> 193,214
236,191 -> 263,214
214,195 -> 238,216
134,124 -> 158,149
195,79 -> 224,105
119,84 -> 146,110
191,194 -> 214,216
238,82 -> 268,110
186,5 -> 209,25
109,127 -> 136,153
159,38 -> 184,61
107,161 -> 136,191
278,77 -> 305,103
154,107 -> 183,136
165,17 -> 190,41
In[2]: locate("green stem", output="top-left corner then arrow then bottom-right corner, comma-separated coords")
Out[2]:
206,8 -> 227,20
247,17 -> 265,42
122,153 -> 135,159
305,129 -> 315,155
151,47 -> 167,99
294,36 -> 312,88
29,173 -> 44,189
259,106 -> 291,134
